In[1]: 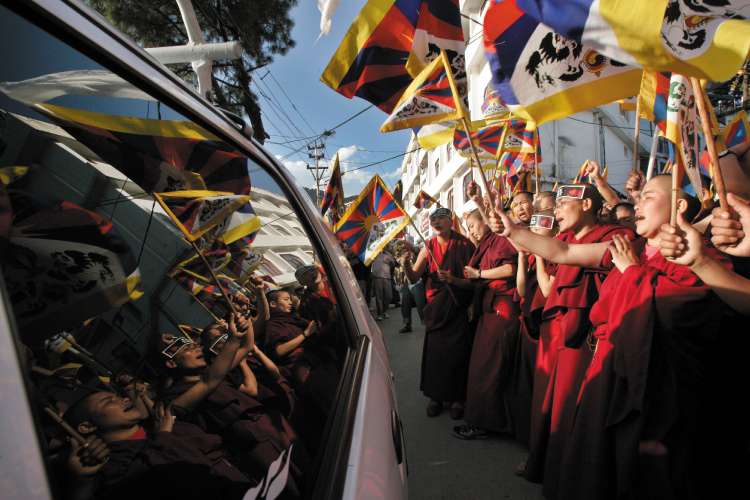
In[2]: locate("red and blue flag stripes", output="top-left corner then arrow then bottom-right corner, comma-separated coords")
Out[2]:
722,111 -> 749,148
453,125 -> 503,157
334,176 -> 409,265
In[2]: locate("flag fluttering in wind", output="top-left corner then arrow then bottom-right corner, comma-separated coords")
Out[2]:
317,0 -> 342,37
512,0 -> 750,82
639,70 -> 672,134
320,153 -> 344,222
335,175 -> 410,265
453,124 -> 504,158
35,103 -> 251,196
414,122 -> 457,149
153,190 -> 252,242
321,0 -> 464,113
413,189 -> 438,210
381,51 -> 464,132
482,0 -> 641,125
665,73 -> 705,200
722,111 -> 750,148
216,200 -> 262,245
3,201 -> 141,345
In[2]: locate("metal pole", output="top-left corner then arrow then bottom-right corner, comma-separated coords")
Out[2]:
632,100 -> 642,172
646,131 -> 660,181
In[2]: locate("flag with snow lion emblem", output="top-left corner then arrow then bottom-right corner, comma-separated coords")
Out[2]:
334,175 -> 410,266
380,51 -> 463,132
483,0 -> 641,125
153,190 -> 251,242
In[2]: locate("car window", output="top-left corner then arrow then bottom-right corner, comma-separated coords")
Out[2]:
0,5 -> 347,498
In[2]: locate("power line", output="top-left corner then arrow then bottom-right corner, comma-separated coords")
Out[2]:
264,70 -> 317,135
253,77 -> 308,139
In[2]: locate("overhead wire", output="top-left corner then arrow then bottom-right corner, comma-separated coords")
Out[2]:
263,70 -> 318,135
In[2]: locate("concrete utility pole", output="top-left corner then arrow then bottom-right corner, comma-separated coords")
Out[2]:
144,0 -> 243,98
307,140 -> 327,206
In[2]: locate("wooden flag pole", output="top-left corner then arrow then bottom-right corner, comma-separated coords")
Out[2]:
534,129 -> 540,194
632,100 -> 642,173
670,159 -> 679,226
43,406 -> 87,445
189,240 -> 240,318
646,129 -> 660,181
440,48 -> 497,210
494,123 -> 510,202
690,77 -> 728,210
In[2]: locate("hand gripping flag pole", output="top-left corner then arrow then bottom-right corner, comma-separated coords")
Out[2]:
690,77 -> 728,211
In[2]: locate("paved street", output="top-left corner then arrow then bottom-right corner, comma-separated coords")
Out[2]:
378,308 -> 544,500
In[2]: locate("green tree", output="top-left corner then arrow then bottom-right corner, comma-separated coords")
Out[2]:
86,0 -> 298,142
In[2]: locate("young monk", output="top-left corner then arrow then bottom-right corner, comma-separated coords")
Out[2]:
511,209 -> 557,450
510,191 -> 534,225
159,315 -> 299,493
515,184 -> 636,490
496,175 -> 728,500
264,288 -> 338,453
400,207 -> 476,419
64,320 -> 251,500
453,208 -> 518,439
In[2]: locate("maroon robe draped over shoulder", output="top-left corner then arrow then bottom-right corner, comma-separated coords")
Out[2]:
525,223 -> 635,487
464,232 -> 519,432
555,244 -> 728,500
97,421 -> 250,500
420,231 -> 475,402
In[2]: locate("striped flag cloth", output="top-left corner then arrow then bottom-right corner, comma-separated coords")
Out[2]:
335,176 -> 410,265
722,110 -> 750,148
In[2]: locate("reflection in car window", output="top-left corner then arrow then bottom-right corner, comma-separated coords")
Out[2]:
0,6 -> 345,498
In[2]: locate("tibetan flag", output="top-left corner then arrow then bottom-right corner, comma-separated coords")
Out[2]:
482,0 -> 641,125
335,175 -> 410,265
453,124 -> 504,158
320,154 -> 344,221
413,189 -> 438,209
574,161 -> 592,183
665,74 -> 705,200
154,190 -> 251,242
381,51 -> 463,132
217,200 -> 261,245
414,121 -> 456,149
468,60 -> 512,123
503,119 -> 538,155
35,103 -> 251,195
513,0 -> 750,82
321,0 -> 464,113
722,111 -> 750,148
500,150 -> 535,178
639,70 -> 671,133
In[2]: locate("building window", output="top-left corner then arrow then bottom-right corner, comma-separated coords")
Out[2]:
280,253 -> 306,269
446,188 -> 453,212
462,172 -> 473,204
434,156 -> 440,179
258,258 -> 282,275
272,224 -> 292,236
446,144 -> 452,162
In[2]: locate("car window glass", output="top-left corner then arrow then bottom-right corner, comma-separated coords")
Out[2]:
0,6 -> 346,497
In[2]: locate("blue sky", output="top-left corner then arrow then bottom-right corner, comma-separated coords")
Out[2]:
259,1 -> 413,195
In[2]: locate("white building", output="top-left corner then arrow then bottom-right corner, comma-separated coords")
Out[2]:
401,0 -> 665,240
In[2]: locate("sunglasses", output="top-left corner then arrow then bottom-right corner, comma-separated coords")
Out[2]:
208,333 -> 229,355
161,337 -> 194,359
530,214 -> 555,229
556,185 -> 586,200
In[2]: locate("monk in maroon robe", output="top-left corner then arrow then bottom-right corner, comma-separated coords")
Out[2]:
498,185 -> 635,490
511,211 -> 557,448
498,176 -> 727,500
453,209 -> 518,439
401,207 -> 475,419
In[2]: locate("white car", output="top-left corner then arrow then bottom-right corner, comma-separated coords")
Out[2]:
0,1 -> 407,499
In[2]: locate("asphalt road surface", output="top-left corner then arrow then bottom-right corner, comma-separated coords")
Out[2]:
378,307 -> 545,500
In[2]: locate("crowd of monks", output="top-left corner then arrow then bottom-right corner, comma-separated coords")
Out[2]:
32,265 -> 343,500
399,144 -> 750,499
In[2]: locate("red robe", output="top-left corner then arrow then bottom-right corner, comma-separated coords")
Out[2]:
525,223 -> 635,487
556,244 -> 728,500
464,232 -> 519,432
420,231 -> 476,402
509,255 -> 551,445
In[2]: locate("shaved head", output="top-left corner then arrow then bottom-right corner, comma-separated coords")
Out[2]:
644,175 -> 701,221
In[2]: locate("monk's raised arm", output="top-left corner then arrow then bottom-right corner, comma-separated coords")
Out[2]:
496,210 -> 610,268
